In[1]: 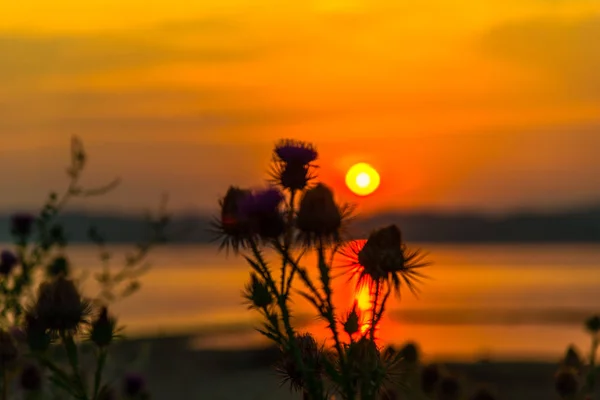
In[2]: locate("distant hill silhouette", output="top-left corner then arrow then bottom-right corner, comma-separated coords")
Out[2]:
1,207 -> 600,244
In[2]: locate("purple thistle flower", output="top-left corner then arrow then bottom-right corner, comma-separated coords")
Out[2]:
0,250 -> 18,276
274,139 -> 318,165
238,188 -> 285,240
11,213 -> 35,238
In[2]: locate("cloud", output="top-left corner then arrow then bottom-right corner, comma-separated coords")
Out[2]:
481,14 -> 600,100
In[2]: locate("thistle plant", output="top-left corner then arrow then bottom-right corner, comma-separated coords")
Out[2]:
213,139 -> 430,400
0,137 -> 168,399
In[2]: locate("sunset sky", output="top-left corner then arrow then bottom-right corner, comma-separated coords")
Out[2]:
2,0 -> 599,215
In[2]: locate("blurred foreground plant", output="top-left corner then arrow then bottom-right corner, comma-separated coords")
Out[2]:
0,137 -> 169,399
213,139 -> 430,399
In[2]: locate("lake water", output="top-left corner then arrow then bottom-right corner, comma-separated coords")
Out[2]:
7,243 -> 600,361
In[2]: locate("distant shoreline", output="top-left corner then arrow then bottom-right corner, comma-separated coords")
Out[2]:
1,208 -> 600,244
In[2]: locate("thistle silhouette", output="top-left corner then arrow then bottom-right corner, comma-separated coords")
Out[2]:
214,139 -> 430,399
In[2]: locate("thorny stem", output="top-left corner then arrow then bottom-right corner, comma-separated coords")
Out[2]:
61,333 -> 89,400
280,189 -> 296,295
248,239 -> 323,399
317,242 -> 355,400
369,280 -> 381,342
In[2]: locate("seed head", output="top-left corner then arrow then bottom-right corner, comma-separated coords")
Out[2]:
561,345 -> 583,373
296,184 -> 346,246
19,363 -> 43,391
270,139 -> 318,191
555,366 -> 578,398
0,250 -> 18,276
89,307 -> 117,347
34,276 -> 91,334
243,273 -> 273,309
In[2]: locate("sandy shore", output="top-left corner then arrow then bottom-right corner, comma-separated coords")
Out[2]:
83,333 -> 598,400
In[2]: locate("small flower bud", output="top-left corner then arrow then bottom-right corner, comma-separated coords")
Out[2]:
19,364 -> 43,391
46,256 -> 70,277
35,276 -> 90,334
0,250 -> 18,276
243,273 -> 273,309
398,342 -> 419,364
555,367 -> 579,398
90,307 -> 117,347
585,315 -> 600,334
296,184 -> 342,245
343,306 -> 360,336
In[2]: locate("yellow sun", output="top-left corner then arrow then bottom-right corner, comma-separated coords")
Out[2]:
346,163 -> 380,196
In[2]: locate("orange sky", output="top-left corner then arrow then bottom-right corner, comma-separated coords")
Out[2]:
1,0 -> 600,214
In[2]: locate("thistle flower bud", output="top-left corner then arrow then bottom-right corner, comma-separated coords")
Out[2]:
420,364 -> 441,394
296,184 -> 342,245
243,273 -> 273,309
343,306 -> 360,336
585,315 -> 600,334
90,307 -> 117,347
123,373 -> 147,398
19,363 -> 42,391
271,139 -> 318,191
11,213 -> 35,238
0,250 -> 18,276
398,342 -> 419,364
358,225 -> 404,281
240,188 -> 285,240
0,330 -> 18,371
34,276 -> 90,334
213,186 -> 254,253
276,333 -> 323,392
46,256 -> 70,278
562,345 -> 583,373
438,376 -> 461,400
555,367 -> 578,398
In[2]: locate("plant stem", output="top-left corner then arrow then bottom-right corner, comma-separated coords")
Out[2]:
316,243 -> 354,400
248,239 -> 323,399
92,347 -> 108,400
369,280 -> 381,342
281,189 -> 296,295
61,333 -> 88,400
